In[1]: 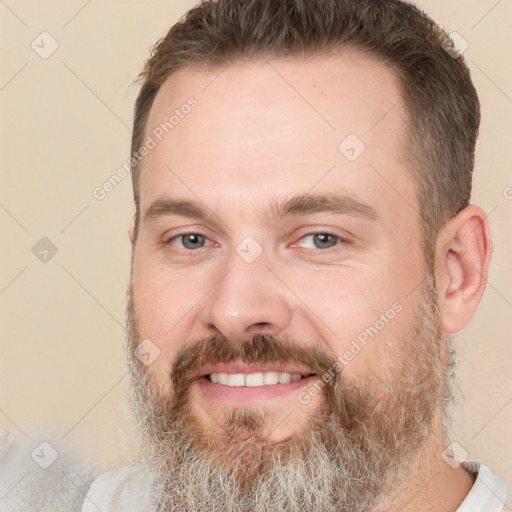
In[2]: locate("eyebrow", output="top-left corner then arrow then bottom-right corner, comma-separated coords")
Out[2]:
143,193 -> 378,225
266,193 -> 378,222
144,199 -> 207,223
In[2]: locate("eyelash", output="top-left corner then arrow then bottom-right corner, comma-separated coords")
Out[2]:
166,232 -> 349,252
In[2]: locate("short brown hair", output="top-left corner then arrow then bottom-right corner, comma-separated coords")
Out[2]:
131,0 -> 480,262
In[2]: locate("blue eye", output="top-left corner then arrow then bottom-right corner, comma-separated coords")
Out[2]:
299,233 -> 342,249
172,233 -> 208,250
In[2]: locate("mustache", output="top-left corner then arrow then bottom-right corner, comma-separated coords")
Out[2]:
168,333 -> 343,408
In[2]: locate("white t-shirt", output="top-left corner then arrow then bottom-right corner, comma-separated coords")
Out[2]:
82,459 -> 508,512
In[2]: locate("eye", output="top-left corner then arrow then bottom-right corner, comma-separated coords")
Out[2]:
169,233 -> 210,250
297,233 -> 344,250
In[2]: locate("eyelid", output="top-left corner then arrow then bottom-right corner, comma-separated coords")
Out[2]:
162,224 -> 214,242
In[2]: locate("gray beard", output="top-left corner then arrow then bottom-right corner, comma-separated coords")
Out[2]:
126,274 -> 451,512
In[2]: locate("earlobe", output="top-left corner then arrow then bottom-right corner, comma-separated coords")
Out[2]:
435,205 -> 492,335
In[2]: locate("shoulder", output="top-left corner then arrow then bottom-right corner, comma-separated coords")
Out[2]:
0,428 -> 93,512
82,460 -> 158,512
457,462 -> 508,512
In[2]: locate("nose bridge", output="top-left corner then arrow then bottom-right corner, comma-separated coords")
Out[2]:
201,247 -> 292,340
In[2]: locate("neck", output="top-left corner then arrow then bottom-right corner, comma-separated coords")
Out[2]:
372,423 -> 475,512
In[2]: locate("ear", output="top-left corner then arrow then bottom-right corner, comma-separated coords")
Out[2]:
435,204 -> 492,334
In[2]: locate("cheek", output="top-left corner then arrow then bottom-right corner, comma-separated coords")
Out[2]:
132,255 -> 210,383
283,259 -> 423,378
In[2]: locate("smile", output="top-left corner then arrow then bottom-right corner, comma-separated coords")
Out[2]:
207,371 -> 309,386
195,364 -> 318,404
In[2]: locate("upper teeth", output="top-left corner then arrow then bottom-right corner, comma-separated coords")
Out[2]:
209,372 -> 303,387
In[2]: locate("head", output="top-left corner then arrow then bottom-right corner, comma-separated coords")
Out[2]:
126,0 -> 492,510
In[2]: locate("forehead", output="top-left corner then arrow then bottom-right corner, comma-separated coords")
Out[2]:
139,50 -> 416,223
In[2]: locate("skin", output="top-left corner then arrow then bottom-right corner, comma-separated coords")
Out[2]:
130,50 -> 492,510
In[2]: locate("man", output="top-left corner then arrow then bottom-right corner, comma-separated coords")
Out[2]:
83,0 -> 508,510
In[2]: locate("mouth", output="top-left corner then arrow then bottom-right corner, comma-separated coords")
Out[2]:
205,371 -> 312,386
194,363 -> 318,404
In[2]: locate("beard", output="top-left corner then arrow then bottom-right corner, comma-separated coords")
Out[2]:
125,274 -> 452,512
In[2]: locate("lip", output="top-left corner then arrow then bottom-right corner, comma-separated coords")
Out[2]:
195,372 -> 319,405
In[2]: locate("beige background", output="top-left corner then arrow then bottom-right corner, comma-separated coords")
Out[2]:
1,0 -> 511,493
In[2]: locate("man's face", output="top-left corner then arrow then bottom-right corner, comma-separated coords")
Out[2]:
128,51 -> 446,509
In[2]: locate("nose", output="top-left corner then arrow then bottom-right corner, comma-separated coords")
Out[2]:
199,253 -> 293,341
